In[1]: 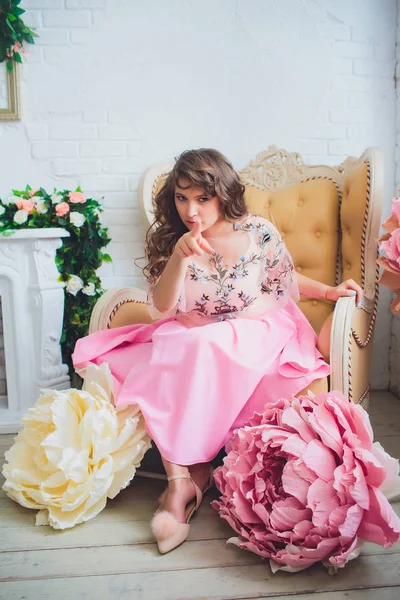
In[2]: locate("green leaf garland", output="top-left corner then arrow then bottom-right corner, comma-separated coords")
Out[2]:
0,1 -> 38,70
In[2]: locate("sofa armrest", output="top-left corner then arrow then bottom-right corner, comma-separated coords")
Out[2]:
89,287 -> 153,334
330,295 -> 376,408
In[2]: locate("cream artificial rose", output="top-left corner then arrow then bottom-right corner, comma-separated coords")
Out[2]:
70,212 -> 85,228
13,209 -> 29,225
50,193 -> 64,205
2,363 -> 151,529
66,274 -> 83,296
34,199 -> 48,214
5,195 -> 20,206
82,282 -> 96,296
0,206 -> 5,216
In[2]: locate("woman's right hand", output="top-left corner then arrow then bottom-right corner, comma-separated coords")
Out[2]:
174,219 -> 215,259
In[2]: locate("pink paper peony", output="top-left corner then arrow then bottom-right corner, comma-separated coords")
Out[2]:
55,202 -> 70,217
380,229 -> 400,273
69,192 -> 86,204
16,199 -> 34,214
212,391 -> 400,573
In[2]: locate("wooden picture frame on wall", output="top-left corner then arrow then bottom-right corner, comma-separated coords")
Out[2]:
0,63 -> 21,121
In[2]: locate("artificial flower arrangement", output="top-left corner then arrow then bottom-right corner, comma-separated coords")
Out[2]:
212,390 -> 400,574
377,193 -> 400,313
0,0 -> 37,71
2,363 -> 151,529
0,186 -> 112,374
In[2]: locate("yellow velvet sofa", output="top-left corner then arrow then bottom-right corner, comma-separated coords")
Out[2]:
89,146 -> 383,409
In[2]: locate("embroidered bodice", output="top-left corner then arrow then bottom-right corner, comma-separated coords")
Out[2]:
147,215 -> 299,324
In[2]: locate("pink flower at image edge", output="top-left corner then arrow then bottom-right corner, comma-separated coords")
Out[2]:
16,199 -> 34,214
55,202 -> 70,217
69,192 -> 86,204
212,391 -> 400,573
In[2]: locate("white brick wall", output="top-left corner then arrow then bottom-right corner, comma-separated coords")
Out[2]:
0,0 -> 397,391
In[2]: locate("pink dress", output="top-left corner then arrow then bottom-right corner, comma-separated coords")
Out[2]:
73,215 -> 330,465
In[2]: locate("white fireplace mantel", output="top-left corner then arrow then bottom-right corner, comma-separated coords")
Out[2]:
0,228 -> 71,433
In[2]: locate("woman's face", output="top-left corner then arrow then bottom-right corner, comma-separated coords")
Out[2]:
174,177 -> 223,234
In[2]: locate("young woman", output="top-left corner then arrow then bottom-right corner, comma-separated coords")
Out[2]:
73,148 -> 362,553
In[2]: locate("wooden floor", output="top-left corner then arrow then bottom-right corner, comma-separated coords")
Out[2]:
0,391 -> 399,600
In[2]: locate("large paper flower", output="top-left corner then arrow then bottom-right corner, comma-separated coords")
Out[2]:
2,363 -> 151,529
212,391 -> 400,573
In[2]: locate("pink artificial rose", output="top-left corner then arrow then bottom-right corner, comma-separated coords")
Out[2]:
55,202 -> 70,217
12,42 -> 21,53
69,192 -> 86,204
29,189 -> 38,198
380,228 -> 400,273
16,199 -> 34,214
382,198 -> 400,234
212,391 -> 400,573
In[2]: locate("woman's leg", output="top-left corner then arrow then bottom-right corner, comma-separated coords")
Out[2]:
160,456 -> 211,522
317,312 -> 333,361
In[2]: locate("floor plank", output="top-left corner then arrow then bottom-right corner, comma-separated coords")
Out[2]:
1,554 -> 400,600
1,390 -> 400,600
253,588 -> 400,600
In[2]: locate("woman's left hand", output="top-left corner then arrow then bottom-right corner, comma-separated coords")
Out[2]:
326,279 -> 363,306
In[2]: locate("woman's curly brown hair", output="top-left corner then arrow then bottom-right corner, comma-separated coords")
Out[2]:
143,148 -> 247,282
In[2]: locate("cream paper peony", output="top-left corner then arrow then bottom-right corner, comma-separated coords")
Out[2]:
2,363 -> 151,529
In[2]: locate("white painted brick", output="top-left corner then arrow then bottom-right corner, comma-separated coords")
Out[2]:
52,159 -> 101,176
102,158 -> 137,174
25,123 -> 47,141
351,28 -> 373,43
24,0 -> 64,8
330,58 -> 353,75
333,41 -> 373,59
80,176 -> 127,192
346,126 -> 368,142
329,107 -> 372,124
303,154 -> 334,166
375,43 -> 394,61
309,125 -> 347,140
46,111 -> 83,122
98,124 -> 141,140
83,108 -> 107,123
43,10 -> 92,27
24,45 -> 43,63
297,139 -> 328,155
107,225 -> 144,243
128,177 -> 139,192
67,0 -> 107,8
31,142 -> 78,159
101,192 -> 137,208
330,75 -> 375,92
101,276 -> 137,290
333,25 -> 352,41
328,140 -> 360,156
107,109 -> 137,124
69,30 -> 89,45
44,47 -> 80,65
113,259 -> 142,277
348,92 -> 369,109
127,140 -> 143,157
96,262 -> 114,278
107,241 -> 143,260
35,28 -> 69,45
49,123 -> 97,140
102,208 -> 140,226
326,91 -> 347,108
80,142 -> 126,157
353,59 -> 394,78
23,11 -> 42,28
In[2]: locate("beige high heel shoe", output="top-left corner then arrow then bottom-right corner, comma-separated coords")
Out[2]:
151,468 -> 214,554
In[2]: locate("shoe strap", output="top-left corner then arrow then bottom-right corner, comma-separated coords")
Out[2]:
167,473 -> 203,509
167,473 -> 191,482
